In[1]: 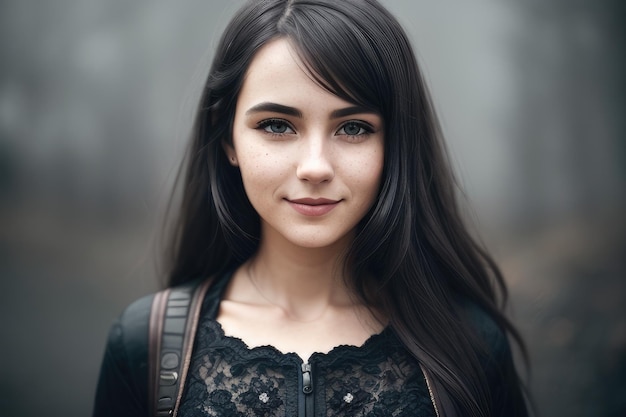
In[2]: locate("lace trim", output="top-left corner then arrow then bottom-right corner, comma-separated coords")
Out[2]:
210,316 -> 393,363
177,272 -> 436,417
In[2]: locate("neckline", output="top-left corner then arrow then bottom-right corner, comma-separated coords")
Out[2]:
208,317 -> 391,364
205,268 -> 392,364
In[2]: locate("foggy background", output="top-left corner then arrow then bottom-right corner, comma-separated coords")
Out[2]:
1,1 -> 624,416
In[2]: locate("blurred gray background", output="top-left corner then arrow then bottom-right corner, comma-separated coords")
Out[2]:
1,1 -> 624,416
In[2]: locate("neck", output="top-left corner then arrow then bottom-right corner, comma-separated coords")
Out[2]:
246,229 -> 356,320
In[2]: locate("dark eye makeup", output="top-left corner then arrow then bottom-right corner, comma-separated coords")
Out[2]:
256,119 -> 375,138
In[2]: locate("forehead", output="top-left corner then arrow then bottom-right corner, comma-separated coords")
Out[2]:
245,39 -> 303,86
237,38 -> 353,111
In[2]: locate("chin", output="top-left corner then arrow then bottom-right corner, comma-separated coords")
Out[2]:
282,230 -> 354,251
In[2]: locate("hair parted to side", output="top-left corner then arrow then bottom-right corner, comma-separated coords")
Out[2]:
165,1 -> 528,416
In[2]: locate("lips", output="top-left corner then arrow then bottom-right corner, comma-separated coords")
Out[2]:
286,198 -> 341,216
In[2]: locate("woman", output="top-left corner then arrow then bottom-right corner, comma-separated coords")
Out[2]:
94,0 -> 529,416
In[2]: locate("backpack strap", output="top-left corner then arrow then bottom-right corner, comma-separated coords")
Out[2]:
148,278 -> 214,417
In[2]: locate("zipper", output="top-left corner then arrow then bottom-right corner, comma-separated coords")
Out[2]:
297,361 -> 438,417
299,362 -> 314,417
420,364 -> 441,417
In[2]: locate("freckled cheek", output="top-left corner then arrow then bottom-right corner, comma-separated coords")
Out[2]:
344,151 -> 384,188
238,150 -> 292,196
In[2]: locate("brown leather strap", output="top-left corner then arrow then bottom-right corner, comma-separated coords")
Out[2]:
148,278 -> 214,417
420,364 -> 459,417
172,278 -> 214,417
148,288 -> 170,417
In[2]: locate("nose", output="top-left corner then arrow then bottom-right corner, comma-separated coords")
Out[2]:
296,136 -> 334,184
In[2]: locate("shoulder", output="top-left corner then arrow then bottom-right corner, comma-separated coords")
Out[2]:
93,293 -> 155,417
459,300 -> 510,361
459,300 -> 529,416
109,273 -> 229,355
109,293 -> 155,362
105,294 -> 156,375
108,275 -> 219,359
94,273 -> 232,417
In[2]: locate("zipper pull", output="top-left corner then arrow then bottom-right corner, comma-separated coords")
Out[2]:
301,363 -> 313,394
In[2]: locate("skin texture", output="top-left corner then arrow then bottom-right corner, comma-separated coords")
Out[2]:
219,39 -> 385,360
226,39 -> 384,254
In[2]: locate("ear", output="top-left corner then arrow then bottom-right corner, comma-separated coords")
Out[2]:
222,141 -> 239,166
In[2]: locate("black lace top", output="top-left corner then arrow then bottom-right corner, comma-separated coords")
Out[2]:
93,271 -> 526,417
177,273 -> 437,417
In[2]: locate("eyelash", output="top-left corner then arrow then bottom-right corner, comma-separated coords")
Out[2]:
256,119 -> 374,139
257,119 -> 295,136
337,121 -> 374,137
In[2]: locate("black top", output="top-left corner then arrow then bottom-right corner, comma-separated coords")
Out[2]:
93,271 -> 525,417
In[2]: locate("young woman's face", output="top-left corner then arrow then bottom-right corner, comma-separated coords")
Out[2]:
226,39 -> 384,251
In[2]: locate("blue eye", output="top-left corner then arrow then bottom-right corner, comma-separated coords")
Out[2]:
337,121 -> 372,136
258,119 -> 294,134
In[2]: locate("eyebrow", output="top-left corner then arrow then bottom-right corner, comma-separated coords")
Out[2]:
330,106 -> 377,119
246,102 -> 302,118
245,102 -> 378,119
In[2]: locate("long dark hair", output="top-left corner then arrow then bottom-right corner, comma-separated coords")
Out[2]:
165,1 -> 528,416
